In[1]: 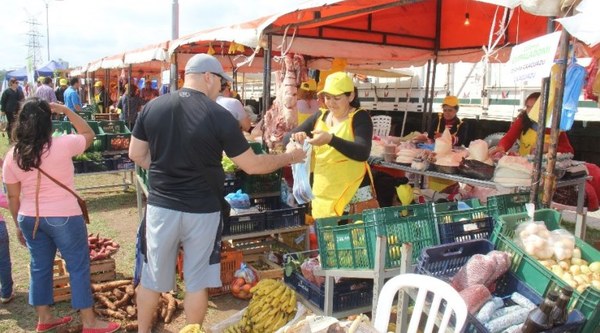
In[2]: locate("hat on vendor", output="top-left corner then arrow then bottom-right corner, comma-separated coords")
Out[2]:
94,81 -> 104,87
37,76 -> 45,83
59,78 -> 68,86
318,72 -> 354,96
442,95 -> 459,108
300,79 -> 317,92
184,53 -> 233,82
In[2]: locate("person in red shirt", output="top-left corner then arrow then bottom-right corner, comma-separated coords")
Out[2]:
490,92 -> 574,155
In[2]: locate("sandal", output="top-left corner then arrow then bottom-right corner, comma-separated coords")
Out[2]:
82,321 -> 121,333
0,292 -> 15,304
36,316 -> 73,332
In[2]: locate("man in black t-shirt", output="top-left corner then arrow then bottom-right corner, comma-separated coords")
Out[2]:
129,53 -> 305,332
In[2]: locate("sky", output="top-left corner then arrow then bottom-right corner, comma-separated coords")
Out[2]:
0,0 -> 306,70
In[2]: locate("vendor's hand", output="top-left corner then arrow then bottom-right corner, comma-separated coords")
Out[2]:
290,132 -> 308,145
16,229 -> 26,246
488,146 -> 504,156
285,143 -> 307,164
307,129 -> 332,146
49,102 -> 69,114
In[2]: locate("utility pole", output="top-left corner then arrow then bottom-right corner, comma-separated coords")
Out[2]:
170,0 -> 179,90
45,2 -> 50,61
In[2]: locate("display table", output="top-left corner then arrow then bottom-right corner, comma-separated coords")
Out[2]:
376,161 -> 590,238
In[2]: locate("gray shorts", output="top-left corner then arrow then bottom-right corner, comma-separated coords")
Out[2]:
141,205 -> 222,293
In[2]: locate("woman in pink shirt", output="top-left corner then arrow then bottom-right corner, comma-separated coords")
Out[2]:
2,98 -> 120,333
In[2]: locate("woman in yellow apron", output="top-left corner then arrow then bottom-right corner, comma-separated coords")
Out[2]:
490,92 -> 574,156
289,72 -> 374,218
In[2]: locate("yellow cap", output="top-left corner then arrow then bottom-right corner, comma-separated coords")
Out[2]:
300,79 -> 317,92
318,72 -> 354,96
442,95 -> 459,107
59,78 -> 68,85
37,76 -> 45,82
94,81 -> 103,87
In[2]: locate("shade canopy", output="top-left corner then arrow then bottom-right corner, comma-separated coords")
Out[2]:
5,67 -> 28,81
257,0 -> 549,67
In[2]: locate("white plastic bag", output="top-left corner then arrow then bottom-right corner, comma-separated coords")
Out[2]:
292,141 -> 314,204
551,229 -> 575,261
521,0 -> 561,16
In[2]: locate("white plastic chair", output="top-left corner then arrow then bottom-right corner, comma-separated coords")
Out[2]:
373,273 -> 468,333
372,115 -> 392,137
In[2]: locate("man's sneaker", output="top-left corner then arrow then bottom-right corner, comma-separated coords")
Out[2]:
1,292 -> 15,304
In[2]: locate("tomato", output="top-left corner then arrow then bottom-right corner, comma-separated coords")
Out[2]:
231,284 -> 241,294
242,284 -> 252,293
238,290 -> 247,299
233,278 -> 245,287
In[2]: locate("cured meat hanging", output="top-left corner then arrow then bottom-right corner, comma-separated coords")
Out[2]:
263,54 -> 307,151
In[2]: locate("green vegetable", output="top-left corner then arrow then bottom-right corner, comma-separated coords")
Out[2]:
221,156 -> 238,173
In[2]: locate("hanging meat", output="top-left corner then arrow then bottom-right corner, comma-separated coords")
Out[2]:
263,54 -> 307,151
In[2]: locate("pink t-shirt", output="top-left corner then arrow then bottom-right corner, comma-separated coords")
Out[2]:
3,135 -> 86,216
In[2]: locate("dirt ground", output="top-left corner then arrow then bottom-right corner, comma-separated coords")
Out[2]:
0,173 -> 249,332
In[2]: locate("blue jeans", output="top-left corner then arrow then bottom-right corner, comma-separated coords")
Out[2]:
18,215 -> 93,309
0,221 -> 14,298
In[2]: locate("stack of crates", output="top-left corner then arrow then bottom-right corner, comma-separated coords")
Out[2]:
99,120 -> 131,151
491,209 -> 599,333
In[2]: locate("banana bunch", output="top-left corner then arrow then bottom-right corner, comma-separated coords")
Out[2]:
224,279 -> 297,333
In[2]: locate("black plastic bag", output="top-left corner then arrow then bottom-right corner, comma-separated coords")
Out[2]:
459,158 -> 495,180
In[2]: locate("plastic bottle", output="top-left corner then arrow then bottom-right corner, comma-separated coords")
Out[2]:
550,286 -> 573,327
520,293 -> 556,333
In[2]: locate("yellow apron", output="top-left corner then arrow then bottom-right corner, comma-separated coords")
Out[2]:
311,109 -> 366,218
518,128 -> 550,156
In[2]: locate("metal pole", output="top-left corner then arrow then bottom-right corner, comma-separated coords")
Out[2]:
170,0 -> 179,91
542,30 -> 570,207
45,2 -> 50,61
531,77 -> 550,205
261,34 -> 272,151
421,59 -> 432,132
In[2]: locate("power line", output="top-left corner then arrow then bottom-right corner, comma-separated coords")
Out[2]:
25,17 -> 43,71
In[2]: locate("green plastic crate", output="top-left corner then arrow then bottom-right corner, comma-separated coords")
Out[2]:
432,198 -> 483,214
363,204 -> 439,267
76,111 -> 94,120
98,120 -> 131,134
52,121 -> 73,135
73,121 -> 106,152
316,214 -> 374,270
487,191 -> 531,221
491,209 -> 600,333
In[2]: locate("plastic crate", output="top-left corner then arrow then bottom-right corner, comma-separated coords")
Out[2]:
491,209 -> 600,333
432,198 -> 483,214
240,169 -> 282,195
224,173 -> 242,195
97,120 -> 131,151
266,205 -> 306,229
76,111 -> 93,120
98,120 -> 131,134
52,121 -> 73,135
208,249 -> 244,297
487,192 -> 531,221
283,264 -> 373,311
363,205 -> 439,267
225,211 -> 266,236
416,240 -> 586,333
316,214 -> 375,270
434,206 -> 494,244
76,121 -> 106,152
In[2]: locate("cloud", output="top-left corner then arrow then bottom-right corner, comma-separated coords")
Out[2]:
0,0 -> 305,70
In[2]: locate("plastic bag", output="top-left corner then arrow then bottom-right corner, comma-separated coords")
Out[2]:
231,263 -> 258,300
551,229 -> 575,261
292,141 -> 314,204
514,221 -> 554,259
459,284 -> 492,314
451,254 -> 497,291
225,190 -> 251,209
560,60 -> 586,131
0,115 -> 7,133
300,257 -> 324,287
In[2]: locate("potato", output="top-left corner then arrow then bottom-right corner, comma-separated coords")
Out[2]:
559,261 -> 570,270
576,285 -> 588,293
592,280 -> 600,290
570,265 -> 581,275
589,261 -> 600,274
551,265 -> 564,276
572,248 -> 581,259
564,279 -> 578,289
581,265 -> 591,274
573,275 -> 587,285
563,272 -> 573,281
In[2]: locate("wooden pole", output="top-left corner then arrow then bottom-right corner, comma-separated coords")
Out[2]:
541,30 -> 570,207
530,77 -> 550,205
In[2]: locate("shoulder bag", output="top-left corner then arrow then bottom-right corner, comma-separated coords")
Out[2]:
33,168 -> 89,239
349,163 -> 380,214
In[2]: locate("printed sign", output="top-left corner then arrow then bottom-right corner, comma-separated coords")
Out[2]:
509,31 -> 562,83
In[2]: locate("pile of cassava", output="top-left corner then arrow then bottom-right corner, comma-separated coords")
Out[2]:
91,279 -> 183,331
